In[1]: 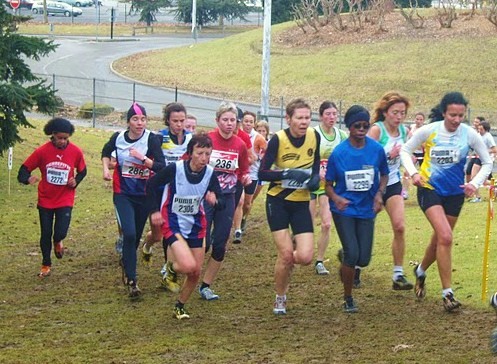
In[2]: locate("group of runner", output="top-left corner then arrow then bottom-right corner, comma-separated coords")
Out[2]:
18,90 -> 494,318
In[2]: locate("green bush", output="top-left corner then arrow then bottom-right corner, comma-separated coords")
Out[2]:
77,102 -> 115,119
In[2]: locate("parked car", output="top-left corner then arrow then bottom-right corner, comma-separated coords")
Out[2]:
57,0 -> 92,7
31,1 -> 82,16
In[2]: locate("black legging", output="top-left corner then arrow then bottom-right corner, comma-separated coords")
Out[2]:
38,206 -> 72,266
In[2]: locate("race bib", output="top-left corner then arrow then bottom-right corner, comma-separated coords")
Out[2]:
430,147 -> 460,166
171,195 -> 201,215
210,150 -> 238,172
122,159 -> 150,179
47,167 -> 69,185
345,169 -> 373,192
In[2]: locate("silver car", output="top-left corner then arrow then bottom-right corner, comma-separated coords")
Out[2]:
31,1 -> 83,16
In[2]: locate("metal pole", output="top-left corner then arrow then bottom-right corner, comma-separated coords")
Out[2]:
192,0 -> 198,43
260,0 -> 271,120
92,78 -> 96,128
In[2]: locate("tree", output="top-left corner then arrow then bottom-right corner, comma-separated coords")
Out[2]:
271,0 -> 301,24
133,0 -> 172,26
0,7 -> 60,155
175,0 -> 250,27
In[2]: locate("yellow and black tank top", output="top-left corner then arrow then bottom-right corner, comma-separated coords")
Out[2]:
267,128 -> 317,202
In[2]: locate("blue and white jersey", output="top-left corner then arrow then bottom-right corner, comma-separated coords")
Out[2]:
160,160 -> 214,239
115,129 -> 151,196
375,121 -> 408,186
159,128 -> 192,165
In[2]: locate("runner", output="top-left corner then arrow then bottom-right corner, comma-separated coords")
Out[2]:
311,101 -> 347,275
18,117 -> 87,278
400,91 -> 492,312
368,91 -> 413,290
198,101 -> 251,301
101,102 -> 165,298
239,111 -> 267,234
146,133 -> 224,319
325,105 -> 389,313
141,102 -> 193,293
258,98 -> 321,315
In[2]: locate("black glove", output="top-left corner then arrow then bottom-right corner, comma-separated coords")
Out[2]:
282,169 -> 310,183
306,174 -> 320,192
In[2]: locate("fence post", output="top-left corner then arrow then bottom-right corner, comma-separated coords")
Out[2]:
92,78 -> 96,128
175,86 -> 178,102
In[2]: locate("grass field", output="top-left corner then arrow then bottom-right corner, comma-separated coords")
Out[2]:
1,120 -> 497,362
110,12 -> 497,120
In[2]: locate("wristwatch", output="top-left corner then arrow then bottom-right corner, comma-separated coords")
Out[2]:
141,156 -> 147,163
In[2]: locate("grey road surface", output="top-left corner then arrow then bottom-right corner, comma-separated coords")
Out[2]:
25,34 -> 288,130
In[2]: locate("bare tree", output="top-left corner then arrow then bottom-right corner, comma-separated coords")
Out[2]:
291,0 -> 321,33
346,0 -> 366,30
484,0 -> 497,28
397,0 -> 426,29
435,0 -> 457,28
367,0 -> 392,32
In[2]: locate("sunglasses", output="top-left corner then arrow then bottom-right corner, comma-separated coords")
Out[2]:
351,122 -> 370,130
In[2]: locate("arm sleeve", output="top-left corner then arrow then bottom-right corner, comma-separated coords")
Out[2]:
312,130 -> 321,175
101,132 -> 119,159
400,126 -> 429,176
258,135 -> 285,181
75,168 -> 87,186
208,172 -> 226,210
17,164 -> 31,184
148,133 -> 166,172
468,129 -> 493,188
145,163 -> 175,213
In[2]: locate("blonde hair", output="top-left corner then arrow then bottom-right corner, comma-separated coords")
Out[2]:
216,101 -> 238,120
372,91 -> 410,124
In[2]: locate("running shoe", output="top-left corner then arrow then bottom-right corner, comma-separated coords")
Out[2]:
413,264 -> 426,299
353,268 -> 361,289
38,265 -> 51,278
392,275 -> 414,290
127,280 -> 142,299
161,262 -> 180,293
273,296 -> 287,315
199,286 -> 219,301
343,296 -> 358,313
173,306 -> 190,320
469,197 -> 481,203
233,229 -> 242,244
443,292 -> 462,312
141,243 -> 153,265
241,218 -> 247,233
54,242 -> 64,259
315,262 -> 330,275
115,235 -> 123,255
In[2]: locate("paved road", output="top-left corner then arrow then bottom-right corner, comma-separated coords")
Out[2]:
25,34 -> 288,130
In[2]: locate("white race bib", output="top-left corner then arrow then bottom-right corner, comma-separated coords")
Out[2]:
171,195 -> 201,215
122,160 -> 150,179
345,169 -> 373,192
430,147 -> 460,166
46,167 -> 69,185
210,150 -> 238,172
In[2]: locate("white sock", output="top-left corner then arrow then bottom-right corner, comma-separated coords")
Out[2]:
416,265 -> 426,277
442,288 -> 453,298
393,266 -> 404,280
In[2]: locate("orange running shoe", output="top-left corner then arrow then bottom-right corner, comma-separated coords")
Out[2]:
54,242 -> 64,259
38,265 -> 51,278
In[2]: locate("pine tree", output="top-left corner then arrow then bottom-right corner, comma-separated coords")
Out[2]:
0,6 -> 60,155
